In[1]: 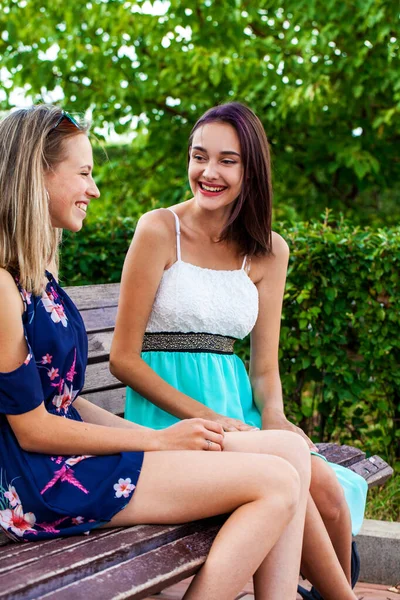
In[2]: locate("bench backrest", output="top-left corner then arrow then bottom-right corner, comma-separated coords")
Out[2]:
65,282 -> 124,416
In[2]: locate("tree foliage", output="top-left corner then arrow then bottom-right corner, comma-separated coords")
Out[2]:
1,0 -> 399,223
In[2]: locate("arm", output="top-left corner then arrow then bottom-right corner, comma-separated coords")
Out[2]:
0,269 -> 224,454
110,210 -> 245,428
250,232 -> 288,421
73,396 -> 150,430
250,234 -> 317,449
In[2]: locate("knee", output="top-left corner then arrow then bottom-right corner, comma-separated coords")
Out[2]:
277,430 -> 311,484
258,456 -> 301,522
311,464 -> 347,523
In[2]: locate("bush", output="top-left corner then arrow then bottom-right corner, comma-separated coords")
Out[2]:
60,215 -> 400,463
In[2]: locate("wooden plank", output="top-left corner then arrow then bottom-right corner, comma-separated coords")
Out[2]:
0,520 -> 224,600
64,284 -> 120,310
348,455 -> 394,488
0,529 -> 121,574
79,306 -> 118,333
315,443 -> 365,467
83,361 -> 121,393
83,387 -> 126,416
34,526 -> 222,600
87,331 -> 114,363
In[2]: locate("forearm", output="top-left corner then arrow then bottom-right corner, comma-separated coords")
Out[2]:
110,354 -> 215,420
15,407 -> 159,455
74,396 -> 149,430
251,368 -> 285,426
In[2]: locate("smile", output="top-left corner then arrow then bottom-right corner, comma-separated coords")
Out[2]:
199,182 -> 227,193
76,202 -> 87,213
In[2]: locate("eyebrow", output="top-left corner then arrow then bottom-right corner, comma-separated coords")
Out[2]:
80,165 -> 92,171
192,145 -> 241,158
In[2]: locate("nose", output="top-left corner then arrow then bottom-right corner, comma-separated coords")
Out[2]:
88,177 -> 100,199
202,160 -> 219,180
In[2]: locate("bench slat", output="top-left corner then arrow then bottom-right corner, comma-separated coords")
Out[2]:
83,387 -> 125,416
348,456 -> 394,488
0,520 -> 224,600
87,331 -> 114,363
315,443 -> 365,467
79,306 -> 118,334
37,526 -> 222,600
64,284 -> 120,310
83,361 -> 121,393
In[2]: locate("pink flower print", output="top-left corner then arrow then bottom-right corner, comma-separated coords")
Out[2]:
48,367 -> 59,381
113,478 -> 135,499
41,465 -> 89,495
52,382 -> 78,413
0,505 -> 36,537
72,516 -> 84,525
66,349 -> 77,383
49,286 -> 59,300
20,289 -> 32,306
35,517 -> 69,534
23,352 -> 32,366
41,291 -> 68,327
65,455 -> 93,467
4,485 -> 21,508
41,354 -> 53,365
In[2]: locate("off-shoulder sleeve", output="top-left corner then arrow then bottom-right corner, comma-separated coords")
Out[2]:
0,346 -> 44,415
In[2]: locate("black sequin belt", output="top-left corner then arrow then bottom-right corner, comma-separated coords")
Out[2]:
142,332 -> 236,354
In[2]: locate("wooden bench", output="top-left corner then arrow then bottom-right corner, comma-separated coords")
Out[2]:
0,283 -> 393,600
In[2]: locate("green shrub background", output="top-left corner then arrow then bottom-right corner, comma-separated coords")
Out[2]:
61,215 -> 400,468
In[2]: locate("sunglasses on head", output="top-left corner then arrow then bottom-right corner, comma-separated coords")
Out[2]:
50,110 -> 81,131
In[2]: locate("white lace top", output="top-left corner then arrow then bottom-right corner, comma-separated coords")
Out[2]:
146,209 -> 259,339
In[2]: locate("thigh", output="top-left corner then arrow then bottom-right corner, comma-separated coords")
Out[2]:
223,429 -> 310,480
104,450 -> 293,527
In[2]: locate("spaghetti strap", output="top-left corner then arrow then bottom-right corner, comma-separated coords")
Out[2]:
241,255 -> 251,275
166,208 -> 181,262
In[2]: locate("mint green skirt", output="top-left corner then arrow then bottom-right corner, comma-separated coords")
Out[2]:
125,350 -> 367,535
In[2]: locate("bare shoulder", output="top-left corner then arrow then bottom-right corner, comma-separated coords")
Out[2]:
0,268 -> 23,306
135,208 -> 176,242
271,231 -> 290,259
250,232 -> 289,283
0,268 -> 27,372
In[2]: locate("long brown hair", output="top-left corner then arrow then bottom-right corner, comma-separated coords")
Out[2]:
188,102 -> 273,256
0,105 -> 89,294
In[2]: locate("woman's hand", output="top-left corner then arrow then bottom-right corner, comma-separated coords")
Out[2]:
262,409 -> 318,452
155,418 -> 225,451
208,412 -> 259,433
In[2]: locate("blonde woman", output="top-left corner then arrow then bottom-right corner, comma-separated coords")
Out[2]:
0,105 -> 312,600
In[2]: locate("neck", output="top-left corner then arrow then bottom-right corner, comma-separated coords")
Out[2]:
185,199 -> 233,240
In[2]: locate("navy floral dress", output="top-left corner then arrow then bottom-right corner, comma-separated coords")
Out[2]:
0,272 -> 144,542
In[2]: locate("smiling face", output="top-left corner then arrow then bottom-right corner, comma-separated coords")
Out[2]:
44,134 -> 100,232
188,122 -> 243,213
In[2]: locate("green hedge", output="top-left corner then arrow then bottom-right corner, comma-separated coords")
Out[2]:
60,216 -> 400,463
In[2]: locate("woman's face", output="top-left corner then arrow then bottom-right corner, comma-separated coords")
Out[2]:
45,134 -> 100,232
188,122 -> 243,213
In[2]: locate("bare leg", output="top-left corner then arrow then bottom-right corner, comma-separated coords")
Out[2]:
223,431 -> 357,600
301,495 -> 356,599
223,430 -> 310,600
309,456 -> 352,582
105,449 -> 301,600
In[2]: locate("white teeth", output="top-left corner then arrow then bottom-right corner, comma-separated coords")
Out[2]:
201,183 -> 225,192
76,202 -> 87,212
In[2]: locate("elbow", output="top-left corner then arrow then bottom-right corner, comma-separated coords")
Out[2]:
17,430 -> 43,453
109,350 -> 140,383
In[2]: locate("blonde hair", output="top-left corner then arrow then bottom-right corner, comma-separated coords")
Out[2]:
0,105 -> 89,294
